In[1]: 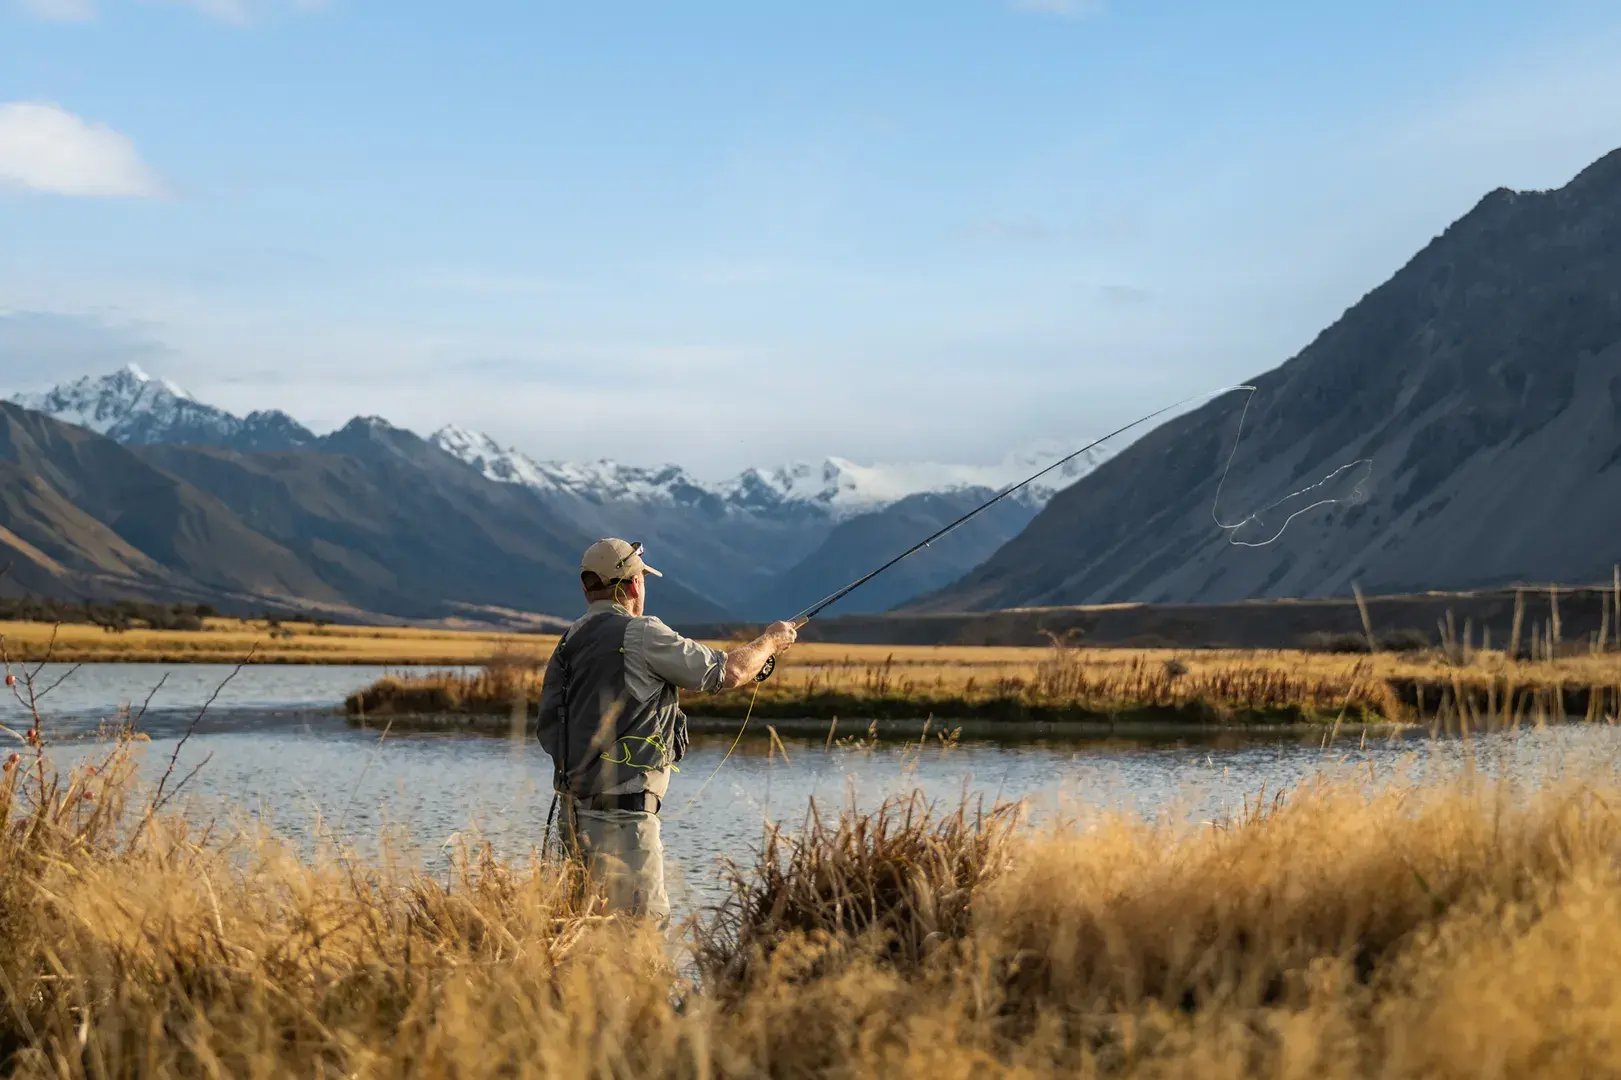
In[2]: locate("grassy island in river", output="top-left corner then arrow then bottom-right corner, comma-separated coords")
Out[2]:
347,641 -> 1621,733
3,611 -> 1618,731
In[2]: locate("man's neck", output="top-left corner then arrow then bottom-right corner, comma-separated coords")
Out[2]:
587,597 -> 632,615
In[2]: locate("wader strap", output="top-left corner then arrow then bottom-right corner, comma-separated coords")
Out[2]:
552,628 -> 573,796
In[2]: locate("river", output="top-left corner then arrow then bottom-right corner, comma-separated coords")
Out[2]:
6,663 -> 1619,914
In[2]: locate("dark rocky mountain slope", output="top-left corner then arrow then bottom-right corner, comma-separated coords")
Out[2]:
916,148 -> 1621,612
0,403 -> 339,605
8,367 -> 1105,619
746,489 -> 1039,618
0,404 -> 724,622
138,429 -> 726,622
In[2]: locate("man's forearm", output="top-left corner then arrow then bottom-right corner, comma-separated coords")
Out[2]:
720,634 -> 779,690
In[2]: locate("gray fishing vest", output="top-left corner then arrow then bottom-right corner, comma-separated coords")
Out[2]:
545,611 -> 688,800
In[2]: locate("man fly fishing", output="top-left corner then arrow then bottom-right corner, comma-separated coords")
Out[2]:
536,385 -> 1256,920
536,538 -> 797,920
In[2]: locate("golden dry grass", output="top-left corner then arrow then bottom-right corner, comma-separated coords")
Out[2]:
7,612 -> 1618,683
8,725 -> 1621,1075
6,612 -> 1619,725
352,649 -> 1402,725
350,640 -> 1621,727
0,617 -> 560,665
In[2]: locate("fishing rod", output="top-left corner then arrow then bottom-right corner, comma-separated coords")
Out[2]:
753,383 -> 1257,681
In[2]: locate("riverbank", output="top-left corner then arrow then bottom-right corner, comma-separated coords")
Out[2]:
0,616 -> 554,665
8,735 -> 1621,1075
6,614 -> 1617,733
691,580 -> 1621,649
344,644 -> 1621,732
7,579 -> 1617,663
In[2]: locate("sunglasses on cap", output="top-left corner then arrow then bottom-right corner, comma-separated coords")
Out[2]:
615,541 -> 646,570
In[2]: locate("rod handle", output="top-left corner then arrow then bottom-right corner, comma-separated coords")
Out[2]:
755,617 -> 807,682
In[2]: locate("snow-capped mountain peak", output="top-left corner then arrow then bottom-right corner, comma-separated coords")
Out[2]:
432,425 -> 551,488
430,425 -> 1112,520
11,363 -> 205,441
715,445 -> 1112,518
10,366 -> 313,450
429,426 -> 714,507
14,366 -> 1109,520
124,362 -> 194,401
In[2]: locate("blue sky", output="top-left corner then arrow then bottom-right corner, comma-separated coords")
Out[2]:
3,0 -> 1620,476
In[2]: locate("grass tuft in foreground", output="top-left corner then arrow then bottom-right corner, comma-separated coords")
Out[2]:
6,729 -> 1621,1075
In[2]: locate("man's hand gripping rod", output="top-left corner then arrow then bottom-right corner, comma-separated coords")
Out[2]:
752,384 -> 1255,681
754,617 -> 807,682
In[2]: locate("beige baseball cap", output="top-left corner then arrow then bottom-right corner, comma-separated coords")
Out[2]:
581,537 -> 663,582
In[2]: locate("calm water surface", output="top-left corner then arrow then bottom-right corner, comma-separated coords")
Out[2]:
9,663 -> 1621,913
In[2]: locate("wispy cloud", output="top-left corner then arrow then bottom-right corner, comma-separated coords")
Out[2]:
959,218 -> 1056,244
1008,0 -> 1105,18
15,0 -> 329,23
412,269 -> 559,299
0,311 -> 171,392
15,0 -> 96,21
154,0 -> 328,23
158,0 -> 253,24
0,102 -> 164,198
1098,284 -> 1152,305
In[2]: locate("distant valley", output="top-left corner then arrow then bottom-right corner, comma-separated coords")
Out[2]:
2,365 -> 1106,623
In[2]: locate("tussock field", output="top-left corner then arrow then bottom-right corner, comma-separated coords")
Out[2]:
7,727 -> 1621,1075
0,617 -> 556,665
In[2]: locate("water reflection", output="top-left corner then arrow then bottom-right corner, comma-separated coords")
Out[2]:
10,663 -> 1621,915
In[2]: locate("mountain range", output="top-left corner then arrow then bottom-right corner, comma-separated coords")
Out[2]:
914,147 -> 1621,612
0,400 -> 723,623
3,364 -> 1106,622
10,366 -> 1101,522
8,146 -> 1620,627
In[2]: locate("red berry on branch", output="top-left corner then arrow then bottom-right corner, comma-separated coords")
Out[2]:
3,753 -> 19,768
3,674 -> 14,687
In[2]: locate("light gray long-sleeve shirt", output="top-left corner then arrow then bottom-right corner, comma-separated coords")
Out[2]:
536,600 -> 727,799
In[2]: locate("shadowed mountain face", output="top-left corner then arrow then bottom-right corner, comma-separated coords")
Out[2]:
137,430 -> 728,622
745,489 -> 1040,618
0,403 -> 340,605
0,404 -> 725,623
8,369 -> 1111,619
915,148 -> 1621,613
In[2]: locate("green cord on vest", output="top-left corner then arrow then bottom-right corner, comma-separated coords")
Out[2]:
667,680 -> 759,821
599,733 -> 679,772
